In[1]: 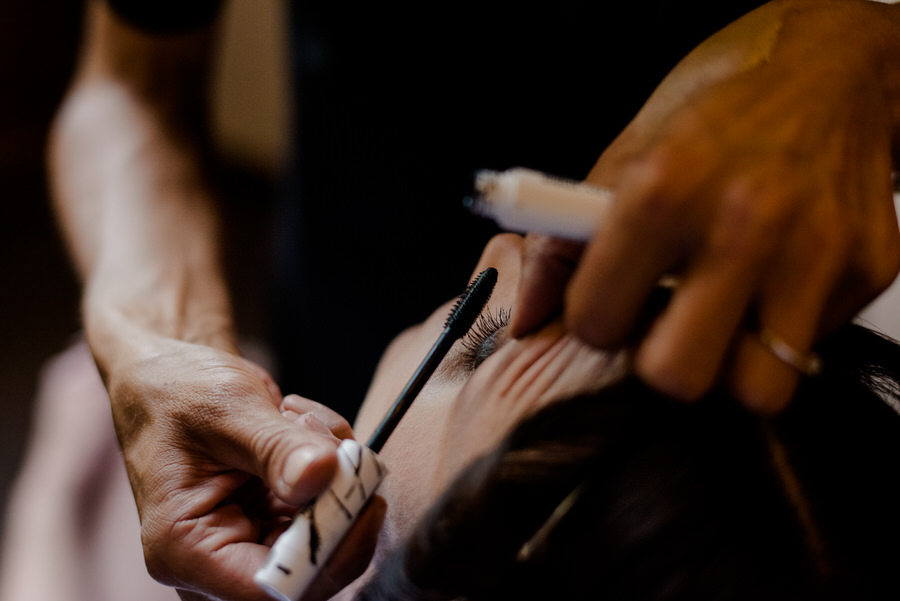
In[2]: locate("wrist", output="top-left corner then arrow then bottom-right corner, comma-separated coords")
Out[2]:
83,269 -> 238,381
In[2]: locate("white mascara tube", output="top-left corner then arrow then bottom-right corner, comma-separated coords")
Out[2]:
465,167 -> 613,241
255,439 -> 387,601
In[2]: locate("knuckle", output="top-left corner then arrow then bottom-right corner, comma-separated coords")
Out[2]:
249,421 -> 289,477
623,156 -> 685,226
710,178 -> 792,260
143,551 -> 171,586
141,525 -> 179,587
628,149 -> 673,193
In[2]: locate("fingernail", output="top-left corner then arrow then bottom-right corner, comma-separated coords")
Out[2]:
302,413 -> 332,435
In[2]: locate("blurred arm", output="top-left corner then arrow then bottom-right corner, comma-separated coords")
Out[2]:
50,0 -> 234,364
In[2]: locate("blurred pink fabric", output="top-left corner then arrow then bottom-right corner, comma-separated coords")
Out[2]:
0,339 -> 177,601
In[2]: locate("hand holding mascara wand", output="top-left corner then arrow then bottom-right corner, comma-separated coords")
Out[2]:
255,268 -> 498,601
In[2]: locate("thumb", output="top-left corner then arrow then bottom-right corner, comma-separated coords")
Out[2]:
511,233 -> 584,338
202,358 -> 350,506
268,423 -> 341,506
216,398 -> 343,506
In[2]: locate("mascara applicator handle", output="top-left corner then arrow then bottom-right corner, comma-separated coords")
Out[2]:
254,439 -> 386,601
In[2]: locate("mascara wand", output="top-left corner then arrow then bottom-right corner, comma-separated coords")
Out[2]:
367,267 -> 498,453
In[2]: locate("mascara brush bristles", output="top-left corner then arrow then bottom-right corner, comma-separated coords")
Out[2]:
445,268 -> 498,335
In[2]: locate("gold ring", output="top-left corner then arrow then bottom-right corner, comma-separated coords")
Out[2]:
758,328 -> 822,376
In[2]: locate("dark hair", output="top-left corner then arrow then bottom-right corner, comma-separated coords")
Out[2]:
357,324 -> 900,601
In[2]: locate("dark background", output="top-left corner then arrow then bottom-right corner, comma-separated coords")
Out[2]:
0,0 -> 85,531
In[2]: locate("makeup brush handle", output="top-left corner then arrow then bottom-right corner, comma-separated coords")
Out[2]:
255,439 -> 387,601
467,167 -> 613,241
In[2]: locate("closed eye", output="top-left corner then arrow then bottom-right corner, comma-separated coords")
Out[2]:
459,307 -> 512,371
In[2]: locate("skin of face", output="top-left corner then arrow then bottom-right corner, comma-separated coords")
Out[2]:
351,234 -> 626,563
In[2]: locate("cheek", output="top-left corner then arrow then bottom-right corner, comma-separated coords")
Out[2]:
355,332 -> 425,441
375,389 -> 454,544
425,369 -> 532,497
430,392 -> 519,485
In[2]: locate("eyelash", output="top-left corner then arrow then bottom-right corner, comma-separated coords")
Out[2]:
459,307 -> 512,371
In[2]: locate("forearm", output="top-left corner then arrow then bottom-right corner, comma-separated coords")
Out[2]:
53,87 -> 234,351
49,2 -> 235,380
